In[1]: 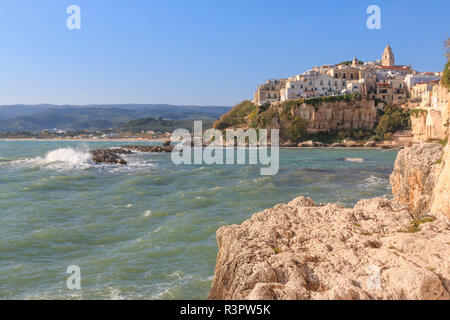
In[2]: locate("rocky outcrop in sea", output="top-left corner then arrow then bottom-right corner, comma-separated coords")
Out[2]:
90,143 -> 173,165
208,141 -> 450,300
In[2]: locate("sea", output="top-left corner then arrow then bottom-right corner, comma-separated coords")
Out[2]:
0,140 -> 398,299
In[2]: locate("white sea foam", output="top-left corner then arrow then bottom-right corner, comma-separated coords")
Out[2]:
344,157 -> 365,163
8,147 -> 159,172
107,287 -> 125,300
11,147 -> 93,171
359,175 -> 390,190
143,210 -> 152,217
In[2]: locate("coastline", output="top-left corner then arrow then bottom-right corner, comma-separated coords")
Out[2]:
0,138 -> 167,142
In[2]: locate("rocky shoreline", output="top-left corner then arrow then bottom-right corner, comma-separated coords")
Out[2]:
208,141 -> 450,300
89,139 -> 397,165
282,139 -> 398,149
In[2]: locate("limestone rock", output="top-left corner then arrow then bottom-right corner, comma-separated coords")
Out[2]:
208,197 -> 450,300
364,140 -> 376,148
431,142 -> 450,219
90,149 -> 127,165
282,141 -> 297,147
390,142 -> 443,217
343,139 -> 360,147
331,142 -> 345,147
298,140 -> 316,148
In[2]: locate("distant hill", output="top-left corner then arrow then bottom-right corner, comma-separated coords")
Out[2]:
117,117 -> 215,134
0,104 -> 231,132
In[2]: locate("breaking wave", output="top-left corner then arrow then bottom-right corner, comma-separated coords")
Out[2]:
11,147 -> 93,171
9,147 -> 159,172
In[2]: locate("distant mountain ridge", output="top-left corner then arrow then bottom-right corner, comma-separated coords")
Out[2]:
0,104 -> 231,132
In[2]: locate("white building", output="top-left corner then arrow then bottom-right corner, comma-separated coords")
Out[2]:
405,73 -> 441,89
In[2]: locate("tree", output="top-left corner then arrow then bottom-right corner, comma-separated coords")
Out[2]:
374,105 -> 411,139
289,117 -> 308,142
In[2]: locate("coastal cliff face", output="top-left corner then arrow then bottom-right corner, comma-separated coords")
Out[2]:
273,99 -> 378,133
209,142 -> 450,300
390,142 -> 450,219
213,97 -> 378,141
431,142 -> 450,219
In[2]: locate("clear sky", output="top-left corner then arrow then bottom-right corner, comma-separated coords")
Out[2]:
0,0 -> 448,106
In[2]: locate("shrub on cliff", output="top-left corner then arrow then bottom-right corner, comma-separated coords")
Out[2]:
374,105 -> 411,139
213,100 -> 257,130
443,60 -> 450,89
289,117 -> 309,142
254,108 -> 277,128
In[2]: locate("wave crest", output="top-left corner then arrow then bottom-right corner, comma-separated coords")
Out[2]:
13,147 -> 93,171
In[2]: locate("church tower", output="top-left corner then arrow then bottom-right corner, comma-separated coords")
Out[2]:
382,43 -> 395,67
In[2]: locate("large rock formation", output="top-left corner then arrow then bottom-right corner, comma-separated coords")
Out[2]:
390,142 -> 450,219
209,142 -> 450,300
390,142 -> 443,218
276,99 -> 378,133
431,142 -> 450,219
90,145 -> 174,165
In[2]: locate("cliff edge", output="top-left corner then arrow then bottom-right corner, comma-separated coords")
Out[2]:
209,142 -> 450,300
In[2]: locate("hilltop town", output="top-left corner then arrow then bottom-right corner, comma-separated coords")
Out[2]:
214,43 -> 449,147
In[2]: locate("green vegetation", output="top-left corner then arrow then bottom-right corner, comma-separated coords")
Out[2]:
410,109 -> 427,117
289,117 -> 309,142
443,60 -> 450,89
273,247 -> 282,254
336,60 -> 364,66
213,100 -> 257,130
283,92 -> 362,109
438,137 -> 448,147
374,105 -> 411,140
404,217 -> 437,233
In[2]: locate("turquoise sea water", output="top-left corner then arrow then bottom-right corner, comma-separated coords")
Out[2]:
0,140 -> 398,299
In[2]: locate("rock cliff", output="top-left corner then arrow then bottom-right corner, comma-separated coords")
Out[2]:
209,142 -> 450,300
390,142 -> 449,219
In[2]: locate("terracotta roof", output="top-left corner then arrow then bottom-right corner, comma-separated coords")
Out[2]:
380,66 -> 411,71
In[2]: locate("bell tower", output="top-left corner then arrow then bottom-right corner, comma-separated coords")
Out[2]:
382,42 -> 395,67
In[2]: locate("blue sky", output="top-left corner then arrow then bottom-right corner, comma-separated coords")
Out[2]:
0,0 -> 448,106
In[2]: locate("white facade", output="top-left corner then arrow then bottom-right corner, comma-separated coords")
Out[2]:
405,74 -> 441,89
